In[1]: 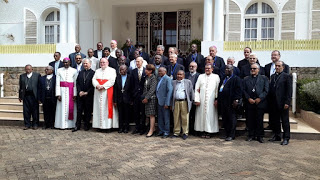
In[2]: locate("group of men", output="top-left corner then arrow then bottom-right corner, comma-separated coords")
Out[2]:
19,39 -> 292,145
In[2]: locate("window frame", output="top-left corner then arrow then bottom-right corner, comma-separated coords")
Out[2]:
43,10 -> 60,44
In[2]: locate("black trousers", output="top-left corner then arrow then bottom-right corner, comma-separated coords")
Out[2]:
133,98 -> 145,132
188,104 -> 196,135
23,94 -> 39,127
43,98 -> 56,128
118,102 -> 130,131
221,105 -> 237,138
246,104 -> 265,138
76,96 -> 93,129
269,105 -> 290,139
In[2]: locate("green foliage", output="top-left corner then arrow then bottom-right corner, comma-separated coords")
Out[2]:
297,78 -> 320,114
189,39 -> 202,53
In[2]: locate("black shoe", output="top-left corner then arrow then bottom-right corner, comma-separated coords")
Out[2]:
246,137 -> 253,142
157,132 -> 164,137
171,135 -> 179,138
132,129 -> 139,134
268,135 -> 281,142
118,129 -> 123,133
84,127 -> 89,131
72,127 -> 78,132
257,137 -> 264,143
146,132 -> 154,138
281,139 -> 289,145
140,131 -> 146,135
42,126 -> 47,130
123,129 -> 128,133
225,137 -> 234,141
220,136 -> 227,139
182,134 -> 188,140
162,134 -> 169,138
33,126 -> 38,130
23,127 -> 30,130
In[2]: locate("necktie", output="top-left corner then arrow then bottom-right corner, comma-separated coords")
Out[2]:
138,70 -> 142,81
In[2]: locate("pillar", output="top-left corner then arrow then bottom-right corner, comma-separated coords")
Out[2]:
67,2 -> 76,43
203,0 -> 213,41
59,3 -> 68,43
213,0 -> 224,41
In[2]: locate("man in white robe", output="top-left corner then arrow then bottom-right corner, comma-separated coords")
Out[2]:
92,58 -> 118,129
55,57 -> 78,129
194,64 -> 220,138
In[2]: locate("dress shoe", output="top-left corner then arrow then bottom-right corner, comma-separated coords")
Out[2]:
162,134 -> 169,138
140,131 -> 146,135
246,137 -> 253,142
132,129 -> 139,134
257,137 -> 264,143
146,132 -> 154,138
72,127 -> 78,132
171,135 -> 179,138
182,134 -> 188,140
268,135 -> 281,142
84,127 -> 89,131
23,127 -> 30,130
123,129 -> 128,133
157,132 -> 164,137
118,129 -> 123,133
281,139 -> 289,145
225,137 -> 234,141
42,126 -> 47,130
33,126 -> 38,130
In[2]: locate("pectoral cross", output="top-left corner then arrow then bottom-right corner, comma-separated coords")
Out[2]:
121,89 -> 125,93
46,85 -> 50,90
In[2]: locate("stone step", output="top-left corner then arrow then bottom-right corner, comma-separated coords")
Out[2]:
0,97 -> 20,103
0,103 -> 43,111
0,109 -> 44,119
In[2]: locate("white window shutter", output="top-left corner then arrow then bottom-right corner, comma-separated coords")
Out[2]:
25,9 -> 37,44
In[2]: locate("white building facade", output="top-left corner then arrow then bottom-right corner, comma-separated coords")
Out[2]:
0,0 -> 319,67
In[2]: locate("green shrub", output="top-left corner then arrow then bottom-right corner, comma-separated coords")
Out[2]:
297,78 -> 320,114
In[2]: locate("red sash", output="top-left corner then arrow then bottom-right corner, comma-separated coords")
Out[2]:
97,79 -> 113,119
60,82 -> 74,120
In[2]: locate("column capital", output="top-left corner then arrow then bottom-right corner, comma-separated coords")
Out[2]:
56,0 -> 78,4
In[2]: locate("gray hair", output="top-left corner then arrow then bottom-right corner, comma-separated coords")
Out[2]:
251,63 -> 260,69
82,58 -> 92,64
227,56 -> 235,61
157,45 -> 165,51
177,70 -> 185,75
46,65 -> 54,70
169,54 -> 177,59
159,67 -> 167,72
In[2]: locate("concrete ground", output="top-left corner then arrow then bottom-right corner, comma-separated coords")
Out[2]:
0,126 -> 319,180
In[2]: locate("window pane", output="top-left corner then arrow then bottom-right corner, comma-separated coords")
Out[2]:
251,29 -> 257,38
57,25 -> 60,43
251,19 -> 257,28
261,29 -> 267,38
268,29 -> 274,39
246,3 -> 258,14
245,29 -> 250,39
262,3 -> 274,13
262,18 -> 267,27
269,18 -> 274,27
57,11 -> 60,21
245,19 -> 250,28
45,12 -> 54,21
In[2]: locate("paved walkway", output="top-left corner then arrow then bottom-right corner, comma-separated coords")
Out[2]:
0,126 -> 319,180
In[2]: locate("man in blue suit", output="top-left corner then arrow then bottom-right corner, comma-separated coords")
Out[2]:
69,44 -> 86,68
49,52 -> 63,75
38,66 -> 56,129
156,67 -> 173,138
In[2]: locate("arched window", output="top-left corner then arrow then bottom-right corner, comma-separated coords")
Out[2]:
244,2 -> 275,41
44,11 -> 60,44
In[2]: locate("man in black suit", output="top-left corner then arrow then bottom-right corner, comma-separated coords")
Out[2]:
131,57 -> 147,135
75,54 -> 84,73
73,59 -> 95,132
243,63 -> 269,143
114,65 -> 133,133
220,57 -> 240,79
240,53 -> 265,79
185,61 -> 200,135
206,45 -> 225,69
149,45 -> 169,65
264,50 -> 290,79
185,44 -> 204,73
168,47 -> 184,67
135,42 -> 149,63
237,47 -> 252,71
93,42 -> 104,59
167,54 -> 185,80
123,38 -> 136,60
38,66 -> 56,129
154,55 -> 166,77
19,64 -> 40,130
49,52 -> 63,75
268,61 -> 292,145
69,44 -> 86,68
204,55 -> 220,75
218,65 -> 242,141
102,47 -> 117,69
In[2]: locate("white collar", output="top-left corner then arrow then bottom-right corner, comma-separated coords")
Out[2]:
46,74 -> 53,79
27,72 -> 33,78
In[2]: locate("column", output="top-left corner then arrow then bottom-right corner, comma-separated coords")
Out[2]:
93,19 -> 101,47
213,0 -> 224,41
68,2 -> 76,43
203,0 -> 213,41
59,3 -> 68,43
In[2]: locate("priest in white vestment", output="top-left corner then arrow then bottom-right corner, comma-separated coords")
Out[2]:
194,64 -> 220,137
55,57 -> 78,129
92,58 -> 118,129
110,40 -> 118,58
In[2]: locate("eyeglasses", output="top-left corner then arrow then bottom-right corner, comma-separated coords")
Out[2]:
189,66 -> 195,67
251,68 -> 257,70
54,55 -> 58,57
76,58 -> 82,59
63,62 -> 69,64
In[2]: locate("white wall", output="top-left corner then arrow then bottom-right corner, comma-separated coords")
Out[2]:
202,41 -> 320,67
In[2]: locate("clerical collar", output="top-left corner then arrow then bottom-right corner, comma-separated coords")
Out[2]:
155,64 -> 161,68
47,74 -> 53,79
252,74 -> 257,78
85,68 -> 91,71
276,71 -> 283,76
27,72 -> 33,78
190,71 -> 196,76
177,79 -> 183,83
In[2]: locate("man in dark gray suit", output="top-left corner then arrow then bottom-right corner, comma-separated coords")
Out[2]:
156,67 -> 173,138
243,63 -> 269,143
69,44 -> 86,68
19,64 -> 40,130
171,70 -> 195,140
